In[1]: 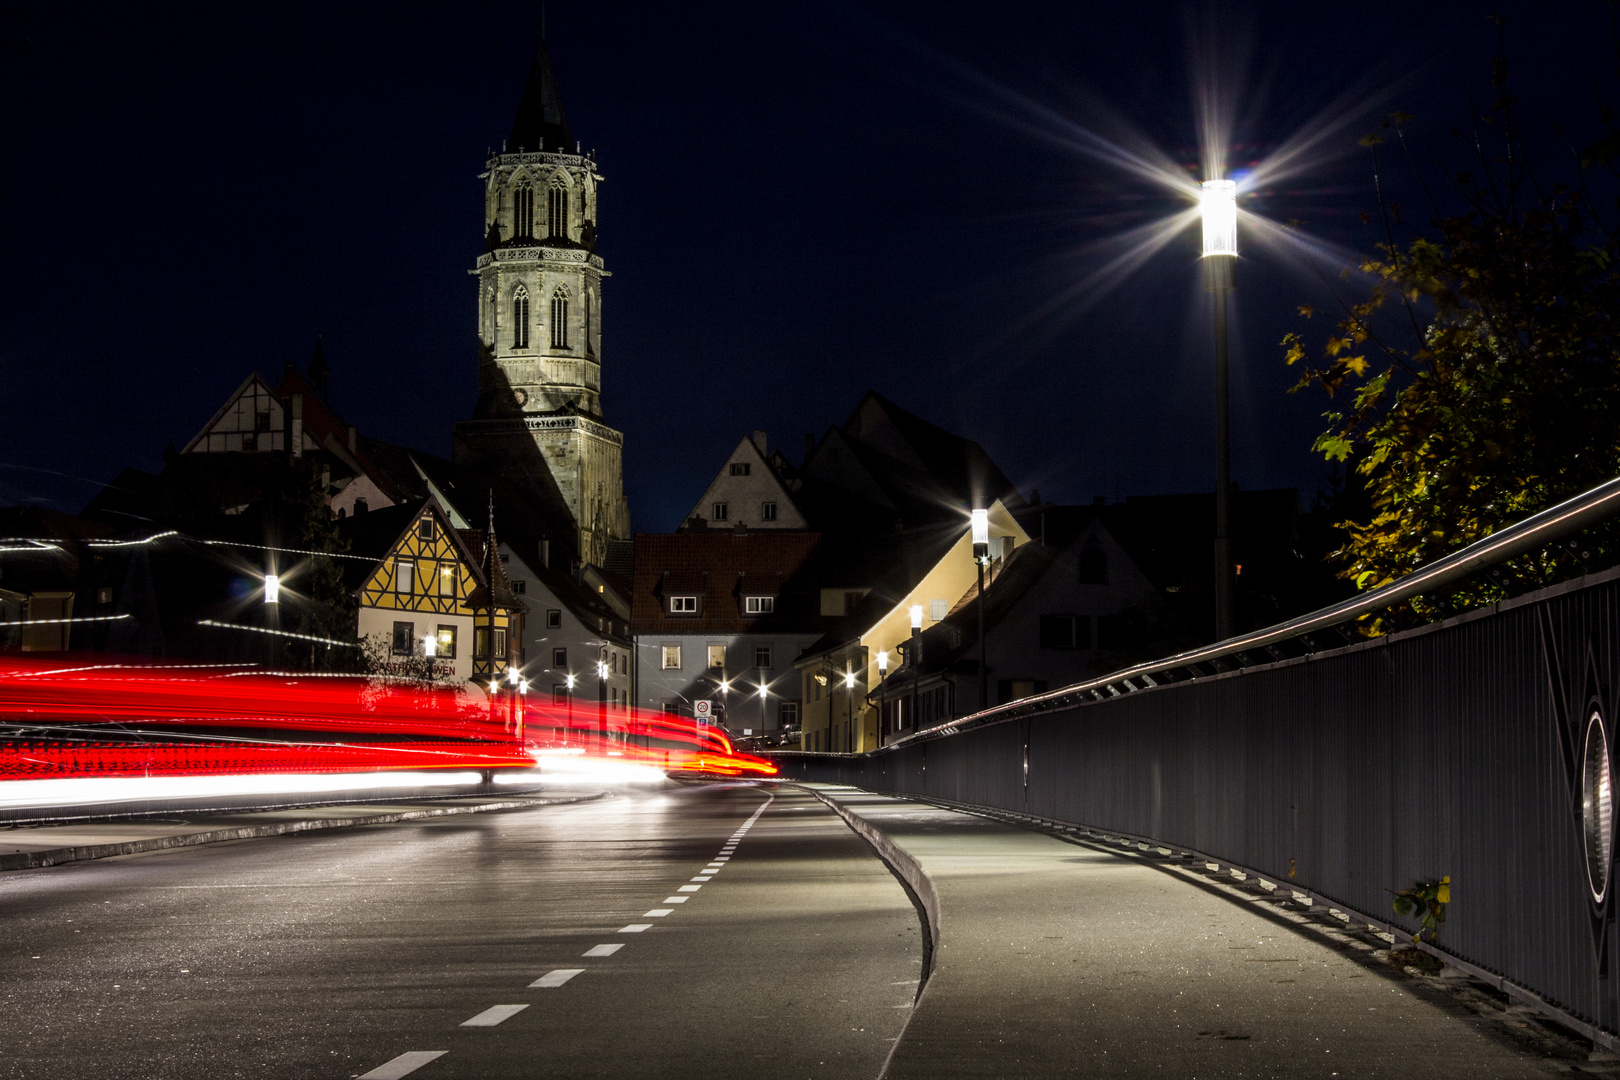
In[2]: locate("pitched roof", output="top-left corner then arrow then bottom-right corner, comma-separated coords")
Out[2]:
508,40 -> 574,153
631,531 -> 826,636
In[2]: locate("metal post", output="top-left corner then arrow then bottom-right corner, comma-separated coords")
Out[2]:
977,558 -> 988,707
910,629 -> 920,735
1209,255 -> 1235,641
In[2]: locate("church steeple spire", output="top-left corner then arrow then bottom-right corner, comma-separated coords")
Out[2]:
508,40 -> 574,153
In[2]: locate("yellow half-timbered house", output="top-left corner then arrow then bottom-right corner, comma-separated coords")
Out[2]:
353,501 -> 521,684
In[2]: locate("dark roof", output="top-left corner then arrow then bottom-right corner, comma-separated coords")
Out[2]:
508,40 -> 574,153
631,531 -> 826,636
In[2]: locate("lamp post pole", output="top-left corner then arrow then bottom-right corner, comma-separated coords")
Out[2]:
908,604 -> 923,735
971,508 -> 990,708
1202,179 -> 1238,642
843,671 -> 856,752
565,672 -> 575,745
597,658 -> 608,744
876,651 -> 889,746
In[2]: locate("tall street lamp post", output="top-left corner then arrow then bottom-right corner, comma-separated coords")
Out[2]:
875,650 -> 889,746
843,671 -> 856,752
564,672 -> 576,745
1202,178 -> 1238,641
596,659 -> 609,744
970,508 -> 991,708
909,604 -> 923,735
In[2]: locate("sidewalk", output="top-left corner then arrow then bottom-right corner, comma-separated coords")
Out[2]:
0,791 -> 604,871
808,784 -> 1577,1080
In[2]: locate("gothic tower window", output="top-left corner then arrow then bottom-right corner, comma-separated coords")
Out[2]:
551,285 -> 569,349
547,178 -> 569,239
513,179 -> 534,238
585,288 -> 595,357
512,285 -> 530,349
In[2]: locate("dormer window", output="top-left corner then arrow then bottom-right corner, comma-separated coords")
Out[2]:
668,595 -> 698,614
761,501 -> 777,521
729,462 -> 751,476
744,596 -> 775,614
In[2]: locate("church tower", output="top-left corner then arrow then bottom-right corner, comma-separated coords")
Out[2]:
452,41 -> 631,568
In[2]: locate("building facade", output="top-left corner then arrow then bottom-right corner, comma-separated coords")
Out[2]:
453,42 -> 630,568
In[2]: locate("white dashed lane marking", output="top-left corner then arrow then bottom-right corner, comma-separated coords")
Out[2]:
529,969 -> 585,988
677,885 -> 701,893
664,896 -> 688,903
583,944 -> 623,958
645,908 -> 674,917
461,1004 -> 529,1027
691,876 -> 713,882
619,923 -> 653,933
358,1051 -> 448,1079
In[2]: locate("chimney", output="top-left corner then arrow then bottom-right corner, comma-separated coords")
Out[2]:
347,426 -> 357,452
752,430 -> 767,456
540,538 -> 550,568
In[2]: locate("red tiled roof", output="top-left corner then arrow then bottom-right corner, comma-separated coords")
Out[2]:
631,531 -> 825,635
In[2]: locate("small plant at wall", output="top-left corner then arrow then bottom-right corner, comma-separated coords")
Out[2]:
1392,876 -> 1450,943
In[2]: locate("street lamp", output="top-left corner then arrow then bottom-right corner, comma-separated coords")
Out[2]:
876,650 -> 889,745
565,672 -> 576,743
262,574 -> 281,605
596,658 -> 609,743
262,571 -> 280,668
970,507 -> 991,709
758,680 -> 769,740
843,670 -> 856,752
909,604 -> 923,735
1202,178 -> 1238,641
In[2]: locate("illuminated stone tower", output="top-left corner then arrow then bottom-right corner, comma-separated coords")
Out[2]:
453,41 -> 630,567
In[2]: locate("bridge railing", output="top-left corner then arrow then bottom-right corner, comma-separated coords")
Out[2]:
772,473 -> 1620,1047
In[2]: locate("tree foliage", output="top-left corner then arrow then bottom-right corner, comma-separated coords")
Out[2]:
1284,32 -> 1620,629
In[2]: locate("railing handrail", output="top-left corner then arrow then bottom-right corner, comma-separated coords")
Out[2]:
881,472 -> 1620,749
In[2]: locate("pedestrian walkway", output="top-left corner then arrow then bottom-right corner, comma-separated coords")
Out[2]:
808,784 -> 1576,1080
0,792 -> 603,871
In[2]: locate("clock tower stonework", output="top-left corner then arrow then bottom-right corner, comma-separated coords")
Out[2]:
452,41 -> 630,567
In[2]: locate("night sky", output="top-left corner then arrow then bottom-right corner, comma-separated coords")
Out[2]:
3,1 -> 1614,532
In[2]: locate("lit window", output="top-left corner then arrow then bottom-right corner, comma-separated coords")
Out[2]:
546,609 -> 562,628
436,625 -> 457,659
669,596 -> 698,614
396,560 -> 415,594
708,644 -> 726,670
474,627 -> 490,659
754,646 -> 772,669
761,501 -> 777,521
553,647 -> 567,668
745,596 -> 774,614
547,179 -> 569,238
512,286 -> 530,349
492,628 -> 507,658
551,285 -> 569,349
439,564 -> 456,596
662,645 -> 682,670
729,462 -> 751,476
514,179 -> 534,238
929,598 -> 947,621
392,621 -> 414,655
712,502 -> 728,522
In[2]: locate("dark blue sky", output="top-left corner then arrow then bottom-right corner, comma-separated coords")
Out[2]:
3,1 -> 1614,530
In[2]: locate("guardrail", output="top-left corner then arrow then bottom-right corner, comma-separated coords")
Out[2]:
888,473 -> 1620,747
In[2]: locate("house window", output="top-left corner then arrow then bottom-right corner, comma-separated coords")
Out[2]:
511,579 -> 525,594
417,518 -> 435,543
585,288 -> 595,357
514,179 -> 534,238
512,286 -> 530,349
929,598 -> 947,621
551,286 -> 569,348
779,702 -> 799,729
493,629 -> 507,659
96,586 -> 112,605
474,627 -> 490,659
395,560 -> 415,595
712,502 -> 729,522
554,685 -> 569,704
543,608 -> 561,628
755,646 -> 772,669
439,564 -> 456,596
553,647 -> 567,668
436,625 -> 457,658
392,621 -> 414,655
669,596 -> 698,614
663,700 -> 681,715
547,179 -> 569,238
1038,614 -> 1088,650
707,644 -> 726,670
729,462 -> 751,476
662,645 -> 682,670
1079,546 -> 1108,584
745,596 -> 774,614
761,501 -> 777,521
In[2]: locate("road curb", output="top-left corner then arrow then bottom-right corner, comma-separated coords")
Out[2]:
0,791 -> 608,872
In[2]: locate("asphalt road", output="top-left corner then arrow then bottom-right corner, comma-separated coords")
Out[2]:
0,781 -> 923,1080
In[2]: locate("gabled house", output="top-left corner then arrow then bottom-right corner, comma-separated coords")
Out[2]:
682,431 -> 808,530
500,540 -> 632,719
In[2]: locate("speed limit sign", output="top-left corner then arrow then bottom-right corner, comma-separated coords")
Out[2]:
694,700 -> 713,723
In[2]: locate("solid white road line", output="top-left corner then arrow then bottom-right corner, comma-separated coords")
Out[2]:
619,923 -> 653,933
461,1004 -> 530,1027
529,969 -> 585,988
644,908 -> 674,916
583,944 -> 623,957
677,885 -> 701,893
358,1050 -> 448,1079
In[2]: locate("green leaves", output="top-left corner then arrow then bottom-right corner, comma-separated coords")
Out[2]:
1392,877 -> 1451,942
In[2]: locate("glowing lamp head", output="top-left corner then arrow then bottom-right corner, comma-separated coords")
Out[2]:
262,574 -> 281,604
508,667 -> 520,685
422,634 -> 436,658
970,508 -> 989,546
565,673 -> 576,689
909,604 -> 924,631
518,678 -> 529,694
719,679 -> 730,694
843,672 -> 856,689
489,681 -> 499,694
877,650 -> 889,674
758,683 -> 768,699
1201,179 -> 1238,257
